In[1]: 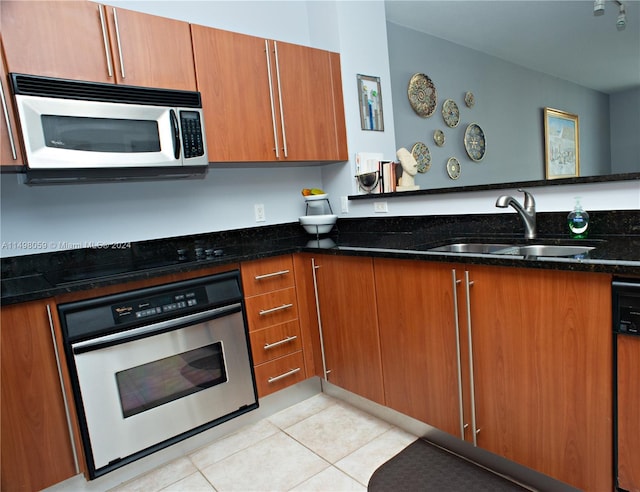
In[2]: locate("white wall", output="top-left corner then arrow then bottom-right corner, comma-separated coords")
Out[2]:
1,1 -> 637,258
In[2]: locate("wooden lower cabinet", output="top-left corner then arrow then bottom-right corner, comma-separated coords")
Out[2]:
466,266 -> 612,491
253,350 -> 306,397
616,334 -> 640,492
374,259 -> 612,491
1,299 -> 77,491
309,254 -> 385,405
374,258 -> 462,436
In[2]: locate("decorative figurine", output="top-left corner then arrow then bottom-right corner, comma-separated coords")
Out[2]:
396,148 -> 420,191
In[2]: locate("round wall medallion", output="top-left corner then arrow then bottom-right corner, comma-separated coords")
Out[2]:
434,129 -> 445,147
441,99 -> 460,128
447,157 -> 461,180
464,123 -> 486,162
407,73 -> 437,118
411,141 -> 432,173
464,91 -> 475,108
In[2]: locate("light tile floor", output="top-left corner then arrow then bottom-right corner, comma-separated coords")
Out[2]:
106,393 -> 417,492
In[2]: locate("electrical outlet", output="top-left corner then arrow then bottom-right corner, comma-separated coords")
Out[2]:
341,196 -> 349,214
254,203 -> 266,222
374,201 -> 388,213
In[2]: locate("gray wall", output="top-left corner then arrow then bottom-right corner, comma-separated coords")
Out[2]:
386,22 -> 612,190
611,87 -> 640,173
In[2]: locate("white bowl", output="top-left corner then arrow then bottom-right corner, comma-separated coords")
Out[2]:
304,193 -> 328,210
299,214 -> 337,234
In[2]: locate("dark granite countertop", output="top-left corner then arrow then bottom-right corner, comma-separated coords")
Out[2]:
2,211 -> 639,305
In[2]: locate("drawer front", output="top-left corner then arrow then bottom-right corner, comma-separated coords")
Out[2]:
245,287 -> 298,331
241,256 -> 294,297
250,320 -> 302,365
254,351 -> 306,398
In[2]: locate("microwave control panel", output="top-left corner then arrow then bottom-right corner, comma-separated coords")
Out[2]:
180,111 -> 205,159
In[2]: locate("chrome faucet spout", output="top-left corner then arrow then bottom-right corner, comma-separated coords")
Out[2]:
495,189 -> 537,239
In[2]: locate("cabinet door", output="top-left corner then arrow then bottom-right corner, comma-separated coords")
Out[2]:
375,259 -> 462,437
275,42 -> 348,161
617,334 -> 640,492
191,26 -> 279,162
466,266 -> 612,491
105,6 -> 196,91
314,255 -> 385,405
1,42 -> 23,167
1,300 -> 77,491
1,1 -> 114,83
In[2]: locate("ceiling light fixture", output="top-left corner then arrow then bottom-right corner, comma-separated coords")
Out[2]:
617,3 -> 627,30
594,0 -> 606,16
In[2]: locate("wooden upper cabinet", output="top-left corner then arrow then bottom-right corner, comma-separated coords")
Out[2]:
275,41 -> 348,161
1,41 -> 24,167
191,25 -> 348,163
191,26 -> 280,162
0,1 -> 196,91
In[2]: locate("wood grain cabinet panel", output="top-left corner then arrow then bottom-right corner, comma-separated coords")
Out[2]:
1,1 -> 196,91
0,41 -> 24,167
253,351 -> 306,397
249,320 -> 302,366
312,255 -> 385,405
1,300 -> 77,491
464,266 -> 612,492
240,255 -> 295,297
616,334 -> 640,492
374,258 -> 462,437
244,287 -> 299,332
191,24 -> 348,163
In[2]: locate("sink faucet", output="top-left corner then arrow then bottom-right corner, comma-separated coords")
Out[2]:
495,189 -> 536,239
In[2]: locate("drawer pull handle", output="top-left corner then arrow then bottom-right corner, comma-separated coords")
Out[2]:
254,269 -> 290,280
268,367 -> 301,383
264,335 -> 298,350
259,303 -> 293,316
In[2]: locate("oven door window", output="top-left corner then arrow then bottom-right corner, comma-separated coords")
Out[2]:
41,114 -> 161,153
115,342 -> 227,418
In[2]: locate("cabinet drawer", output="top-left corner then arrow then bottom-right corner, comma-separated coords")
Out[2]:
250,320 -> 302,365
241,256 -> 295,296
245,287 -> 298,331
254,351 -> 306,397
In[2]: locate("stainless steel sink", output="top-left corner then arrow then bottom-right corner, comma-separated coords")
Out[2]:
428,243 -> 514,254
497,244 -> 594,257
427,242 -> 595,258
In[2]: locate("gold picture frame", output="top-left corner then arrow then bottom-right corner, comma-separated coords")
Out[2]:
544,107 -> 579,179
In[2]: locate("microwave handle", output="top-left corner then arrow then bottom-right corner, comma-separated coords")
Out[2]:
170,110 -> 181,160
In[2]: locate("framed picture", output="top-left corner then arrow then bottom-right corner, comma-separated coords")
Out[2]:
544,107 -> 579,179
357,74 -> 384,131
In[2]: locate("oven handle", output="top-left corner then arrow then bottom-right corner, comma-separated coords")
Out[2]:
72,303 -> 241,354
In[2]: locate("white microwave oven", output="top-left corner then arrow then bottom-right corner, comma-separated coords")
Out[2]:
10,73 -> 208,183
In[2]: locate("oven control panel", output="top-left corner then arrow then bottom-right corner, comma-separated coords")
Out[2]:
111,286 -> 209,324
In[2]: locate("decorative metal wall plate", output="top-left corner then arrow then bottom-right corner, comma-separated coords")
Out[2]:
447,157 -> 461,179
464,91 -> 475,108
434,129 -> 445,147
441,99 -> 460,127
464,123 -> 486,161
407,73 -> 437,118
411,141 -> 432,173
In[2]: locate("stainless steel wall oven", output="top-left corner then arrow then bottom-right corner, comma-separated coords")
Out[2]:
58,271 -> 258,479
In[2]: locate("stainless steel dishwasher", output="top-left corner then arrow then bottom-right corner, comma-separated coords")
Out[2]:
58,270 -> 258,479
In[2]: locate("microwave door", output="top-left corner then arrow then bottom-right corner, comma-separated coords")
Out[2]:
14,95 -> 180,169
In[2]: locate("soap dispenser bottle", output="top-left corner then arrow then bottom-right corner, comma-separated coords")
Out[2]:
568,197 -> 589,238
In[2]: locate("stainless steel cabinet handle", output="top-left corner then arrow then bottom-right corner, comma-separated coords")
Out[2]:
272,41 -> 288,157
112,8 -> 126,78
311,258 -> 329,380
259,303 -> 293,316
465,271 -> 479,447
98,5 -> 114,77
254,269 -> 290,280
265,40 -> 280,158
263,335 -> 297,350
452,269 -> 465,440
47,305 -> 80,474
267,367 -> 300,383
0,75 -> 18,160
